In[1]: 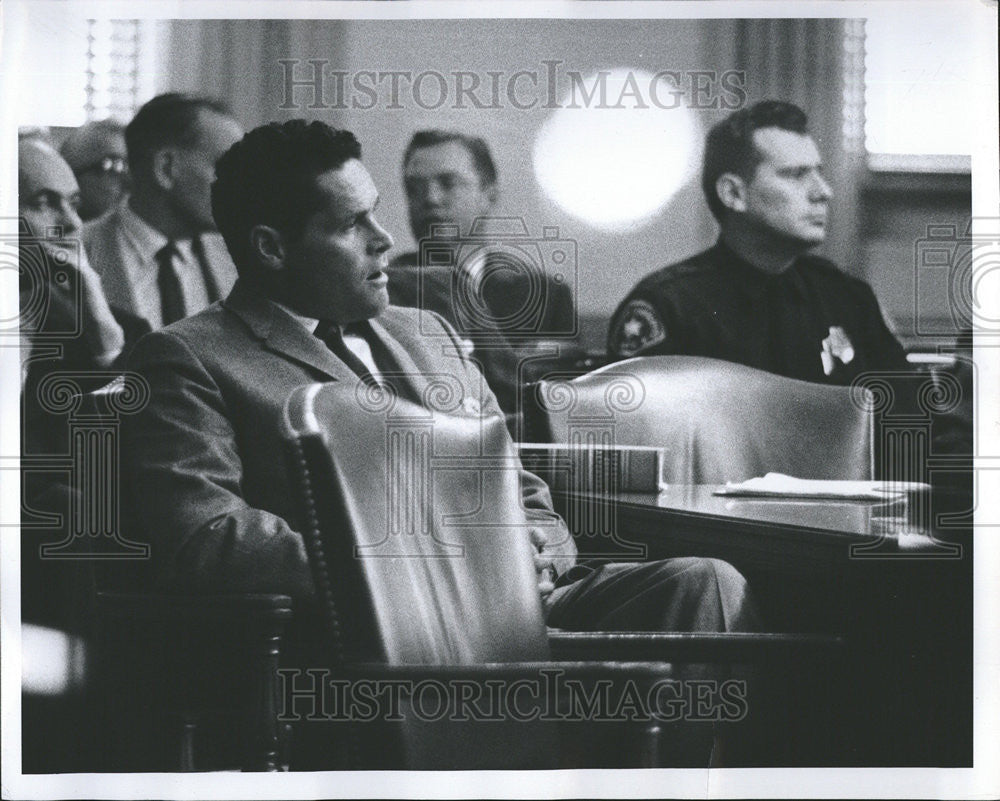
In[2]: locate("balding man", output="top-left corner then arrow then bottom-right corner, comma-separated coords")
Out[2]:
59,118 -> 130,221
18,134 -> 148,471
84,93 -> 242,330
20,135 -> 126,378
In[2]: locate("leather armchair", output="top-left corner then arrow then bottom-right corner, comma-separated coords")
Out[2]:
83,375 -> 840,771
282,380 -> 842,769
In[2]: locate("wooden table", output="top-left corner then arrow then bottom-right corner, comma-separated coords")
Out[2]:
552,485 -> 965,577
551,485 -> 973,766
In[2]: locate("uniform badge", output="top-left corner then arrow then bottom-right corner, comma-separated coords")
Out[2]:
610,299 -> 666,357
820,326 -> 856,375
461,396 -> 482,416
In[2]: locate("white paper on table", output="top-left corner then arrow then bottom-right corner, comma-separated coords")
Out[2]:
714,472 -> 932,500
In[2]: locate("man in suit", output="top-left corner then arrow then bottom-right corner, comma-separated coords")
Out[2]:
58,118 -> 130,222
83,93 -> 242,330
18,134 -> 149,456
608,100 -> 910,385
19,136 -> 126,379
388,130 -> 577,415
121,118 -> 756,644
18,134 -> 148,682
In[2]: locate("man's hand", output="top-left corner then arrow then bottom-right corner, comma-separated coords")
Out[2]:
820,326 -> 855,377
39,243 -> 125,366
529,526 -> 557,598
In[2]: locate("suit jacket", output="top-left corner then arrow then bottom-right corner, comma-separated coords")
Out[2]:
387,259 -> 523,413
21,286 -> 150,464
121,280 -> 574,602
83,204 -> 237,328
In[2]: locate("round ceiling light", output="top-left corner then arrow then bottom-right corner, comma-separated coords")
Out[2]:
532,68 -> 701,230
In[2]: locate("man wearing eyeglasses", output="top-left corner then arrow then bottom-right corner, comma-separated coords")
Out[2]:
59,119 -> 130,222
83,93 -> 243,330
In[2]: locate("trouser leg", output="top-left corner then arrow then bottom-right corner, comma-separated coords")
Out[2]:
543,557 -> 761,766
544,556 -> 760,633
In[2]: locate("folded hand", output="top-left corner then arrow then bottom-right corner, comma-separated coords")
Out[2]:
529,526 -> 557,598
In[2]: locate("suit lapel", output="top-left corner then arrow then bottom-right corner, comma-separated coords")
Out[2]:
223,281 -> 356,384
224,286 -> 464,402
93,210 -> 142,317
368,315 -> 433,405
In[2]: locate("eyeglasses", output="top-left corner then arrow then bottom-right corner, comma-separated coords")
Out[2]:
78,155 -> 128,176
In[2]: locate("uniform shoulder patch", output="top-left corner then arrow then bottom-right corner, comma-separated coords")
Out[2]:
609,298 -> 667,357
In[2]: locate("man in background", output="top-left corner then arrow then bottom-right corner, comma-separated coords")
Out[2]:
84,93 -> 242,330
389,129 -> 577,415
18,134 -> 148,455
59,118 -> 130,221
18,137 -> 148,767
608,100 -> 909,385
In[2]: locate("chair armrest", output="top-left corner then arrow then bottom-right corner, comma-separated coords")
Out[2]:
339,661 -> 675,682
547,631 -> 845,663
94,592 -> 293,624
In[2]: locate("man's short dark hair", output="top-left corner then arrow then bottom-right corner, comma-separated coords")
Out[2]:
125,93 -> 231,173
403,130 -> 497,188
701,100 -> 809,221
211,119 -> 362,273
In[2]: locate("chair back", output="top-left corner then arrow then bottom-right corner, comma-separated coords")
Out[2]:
283,381 -> 556,768
530,355 -> 873,483
284,381 -> 549,666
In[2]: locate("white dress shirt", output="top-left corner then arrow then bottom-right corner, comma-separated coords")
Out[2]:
115,203 -> 212,329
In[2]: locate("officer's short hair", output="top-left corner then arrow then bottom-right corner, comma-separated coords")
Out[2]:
702,100 -> 809,221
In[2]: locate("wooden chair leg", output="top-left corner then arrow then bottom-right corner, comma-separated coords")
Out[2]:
178,714 -> 198,771
641,723 -> 663,768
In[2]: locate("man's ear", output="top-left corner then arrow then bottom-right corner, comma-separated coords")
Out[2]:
150,148 -> 177,192
715,172 -> 747,214
249,225 -> 286,273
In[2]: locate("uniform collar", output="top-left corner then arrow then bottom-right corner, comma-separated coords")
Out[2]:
711,238 -> 808,299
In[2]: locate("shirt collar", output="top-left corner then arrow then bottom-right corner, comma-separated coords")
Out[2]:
117,201 -> 199,262
268,298 -> 381,341
712,237 -> 808,295
117,200 -> 170,260
270,300 -> 320,335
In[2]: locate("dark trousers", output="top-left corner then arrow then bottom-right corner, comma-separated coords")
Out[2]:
544,556 -> 759,633
543,556 -> 760,766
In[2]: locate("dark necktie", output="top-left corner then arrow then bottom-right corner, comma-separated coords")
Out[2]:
314,321 -> 379,387
155,242 -> 185,325
190,235 -> 221,303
